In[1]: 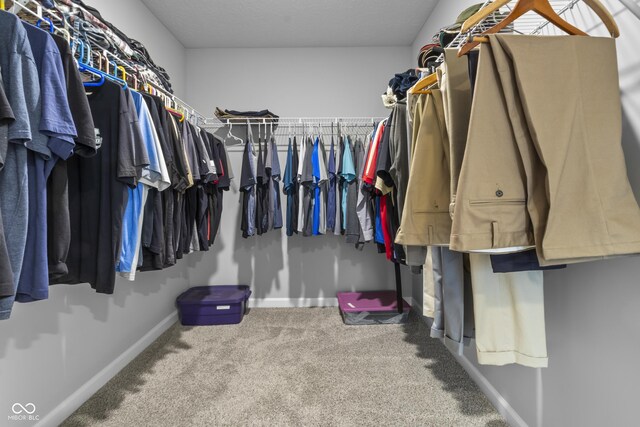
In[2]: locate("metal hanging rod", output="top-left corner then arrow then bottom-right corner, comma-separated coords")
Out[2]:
8,0 -> 209,124
201,117 -> 387,128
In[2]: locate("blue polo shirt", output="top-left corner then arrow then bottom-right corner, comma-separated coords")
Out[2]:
16,22 -> 77,303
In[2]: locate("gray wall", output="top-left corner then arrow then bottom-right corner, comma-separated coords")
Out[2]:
184,46 -> 415,305
185,46 -> 412,117
0,1 -> 191,425
413,1 -> 640,426
83,0 -> 188,97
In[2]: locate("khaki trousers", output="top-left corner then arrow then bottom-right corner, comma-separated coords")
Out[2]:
470,253 -> 547,368
451,35 -> 640,265
396,89 -> 452,247
440,49 -> 472,219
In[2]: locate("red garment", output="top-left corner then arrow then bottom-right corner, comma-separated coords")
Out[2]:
380,194 -> 393,260
362,121 -> 385,185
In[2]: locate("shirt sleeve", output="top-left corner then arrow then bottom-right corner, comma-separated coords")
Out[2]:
5,35 -> 33,145
240,140 -> 256,191
39,44 -> 76,160
117,88 -> 138,187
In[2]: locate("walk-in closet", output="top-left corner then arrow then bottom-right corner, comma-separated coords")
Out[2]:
1,1 -> 639,426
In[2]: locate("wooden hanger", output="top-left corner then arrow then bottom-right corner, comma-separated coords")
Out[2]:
583,0 -> 619,37
462,0 -> 619,37
459,0 -> 590,57
408,72 -> 438,95
461,0 -> 511,32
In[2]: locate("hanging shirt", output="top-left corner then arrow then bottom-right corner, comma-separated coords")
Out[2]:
301,137 -> 315,236
345,138 -> 361,245
380,194 -> 394,260
340,136 -> 356,229
16,22 -> 78,304
0,72 -> 15,299
255,138 -> 269,235
296,136 -> 307,233
64,80 -> 140,294
363,121 -> 386,185
317,137 -> 328,235
291,137 -> 299,233
327,139 -> 337,232
334,137 -> 343,236
0,12 -> 38,318
118,90 -> 166,280
47,34 -> 97,283
240,135 -> 256,238
311,137 -> 326,235
140,93 -> 172,271
269,136 -> 283,229
356,134 -> 374,242
283,138 -> 294,235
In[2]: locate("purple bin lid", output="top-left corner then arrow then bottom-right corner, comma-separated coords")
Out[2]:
177,285 -> 251,306
337,291 -> 411,313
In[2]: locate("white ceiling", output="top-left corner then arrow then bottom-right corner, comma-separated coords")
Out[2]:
140,0 -> 439,49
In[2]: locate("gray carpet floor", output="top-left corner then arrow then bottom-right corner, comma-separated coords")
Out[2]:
63,308 -> 507,427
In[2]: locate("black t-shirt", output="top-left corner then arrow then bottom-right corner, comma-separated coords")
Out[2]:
213,135 -> 231,190
51,34 -> 96,157
62,80 -> 137,293
48,35 -> 99,282
290,136 -> 299,233
255,138 -> 269,235
170,115 -> 190,193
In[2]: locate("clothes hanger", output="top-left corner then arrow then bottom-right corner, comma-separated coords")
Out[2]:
458,0 -> 615,57
408,72 -> 437,95
35,16 -> 54,34
9,0 -> 42,20
461,0 -> 511,32
166,107 -> 185,122
461,0 -> 619,37
226,121 -> 244,145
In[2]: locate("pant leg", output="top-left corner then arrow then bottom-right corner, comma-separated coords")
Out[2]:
429,248 -> 445,339
442,49 -> 472,219
438,247 -> 474,355
469,253 -> 547,368
422,246 -> 435,318
450,42 -> 534,252
492,34 -> 640,264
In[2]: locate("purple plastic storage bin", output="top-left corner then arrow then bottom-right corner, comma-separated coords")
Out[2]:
337,291 -> 411,325
176,285 -> 251,326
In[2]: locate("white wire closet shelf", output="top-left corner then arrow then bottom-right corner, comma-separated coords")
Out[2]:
200,116 -> 388,129
443,0 -> 593,51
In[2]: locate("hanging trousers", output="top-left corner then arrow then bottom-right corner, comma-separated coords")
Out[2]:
469,253 -> 547,368
396,89 -> 451,249
451,35 -> 640,265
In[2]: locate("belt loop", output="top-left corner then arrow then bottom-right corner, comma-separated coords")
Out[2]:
492,222 -> 499,248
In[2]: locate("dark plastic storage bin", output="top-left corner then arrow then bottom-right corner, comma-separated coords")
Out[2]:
176,285 -> 251,326
337,291 -> 411,325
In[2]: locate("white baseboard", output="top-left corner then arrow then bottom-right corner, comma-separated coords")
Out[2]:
448,348 -> 528,427
37,311 -> 179,427
248,297 -> 338,308
248,297 -> 414,308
